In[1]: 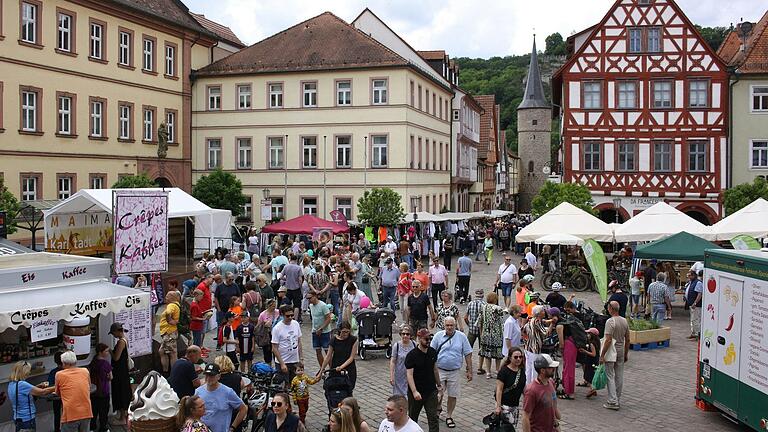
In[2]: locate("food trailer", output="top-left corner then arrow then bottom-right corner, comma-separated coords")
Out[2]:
699,248 -> 768,431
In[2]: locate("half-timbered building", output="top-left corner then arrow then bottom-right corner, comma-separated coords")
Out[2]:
552,0 -> 728,224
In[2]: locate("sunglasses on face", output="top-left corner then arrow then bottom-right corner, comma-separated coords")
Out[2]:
400,332 -> 411,336
284,314 -> 294,318
271,401 -> 283,407
512,355 -> 523,359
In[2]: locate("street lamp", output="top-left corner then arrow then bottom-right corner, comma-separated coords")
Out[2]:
262,188 -> 270,200
612,197 -> 622,224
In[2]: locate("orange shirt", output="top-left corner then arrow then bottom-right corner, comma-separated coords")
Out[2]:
515,288 -> 529,308
55,367 -> 92,422
412,271 -> 429,290
229,305 -> 244,329
526,301 -> 538,317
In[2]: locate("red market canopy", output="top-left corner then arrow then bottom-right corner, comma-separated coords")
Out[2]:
261,215 -> 349,235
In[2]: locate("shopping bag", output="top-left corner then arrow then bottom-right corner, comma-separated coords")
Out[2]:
592,364 -> 607,390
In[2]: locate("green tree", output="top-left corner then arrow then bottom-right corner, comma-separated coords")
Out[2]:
192,168 -> 247,216
356,188 -> 405,226
723,177 -> 768,216
695,25 -> 730,51
531,182 -> 595,217
111,173 -> 157,188
545,33 -> 567,56
0,177 -> 21,235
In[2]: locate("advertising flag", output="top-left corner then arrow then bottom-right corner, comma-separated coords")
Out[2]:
583,239 -> 608,302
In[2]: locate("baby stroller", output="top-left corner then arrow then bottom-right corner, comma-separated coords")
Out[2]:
355,307 -> 395,360
322,369 -> 352,415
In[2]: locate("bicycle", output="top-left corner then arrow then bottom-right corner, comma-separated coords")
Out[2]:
541,264 -> 593,292
241,371 -> 284,432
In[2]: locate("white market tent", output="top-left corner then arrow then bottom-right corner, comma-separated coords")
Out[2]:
710,198 -> 768,241
43,188 -> 233,256
535,233 -> 585,246
515,202 -> 614,242
402,211 -> 449,223
438,212 -> 477,221
613,201 -> 714,242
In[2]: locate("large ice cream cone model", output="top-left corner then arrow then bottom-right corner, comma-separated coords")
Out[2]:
129,371 -> 180,432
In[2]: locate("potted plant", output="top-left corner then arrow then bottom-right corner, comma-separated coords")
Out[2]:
628,318 -> 671,346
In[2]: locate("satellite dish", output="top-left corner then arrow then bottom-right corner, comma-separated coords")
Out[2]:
739,22 -> 753,37
542,165 -> 551,175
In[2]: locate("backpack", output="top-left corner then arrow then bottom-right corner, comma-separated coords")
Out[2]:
177,301 -> 191,337
562,315 -> 588,349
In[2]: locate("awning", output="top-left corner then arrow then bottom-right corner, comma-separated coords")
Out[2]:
261,215 -> 349,235
710,198 -> 768,241
515,202 -> 614,242
402,212 -> 449,223
0,238 -> 34,256
634,231 -> 722,262
0,280 -> 151,330
613,202 -> 714,242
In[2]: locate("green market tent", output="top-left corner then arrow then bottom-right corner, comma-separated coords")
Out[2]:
634,231 -> 722,262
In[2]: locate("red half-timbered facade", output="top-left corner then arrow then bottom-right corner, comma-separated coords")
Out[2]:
552,0 -> 728,224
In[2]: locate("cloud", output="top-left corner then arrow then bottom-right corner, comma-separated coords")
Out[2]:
183,0 -> 756,58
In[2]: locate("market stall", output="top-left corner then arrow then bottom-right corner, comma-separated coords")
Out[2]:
401,211 -> 448,223
261,214 -> 349,234
710,198 -> 768,241
0,238 -> 33,256
515,202 -> 614,242
614,202 -> 715,242
0,252 -> 151,426
634,231 -> 722,262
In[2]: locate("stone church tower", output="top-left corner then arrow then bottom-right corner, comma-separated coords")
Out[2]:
517,37 -> 552,213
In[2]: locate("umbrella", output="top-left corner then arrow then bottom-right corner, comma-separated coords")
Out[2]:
534,233 -> 585,246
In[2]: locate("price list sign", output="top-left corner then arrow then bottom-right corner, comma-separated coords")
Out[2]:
114,307 -> 152,356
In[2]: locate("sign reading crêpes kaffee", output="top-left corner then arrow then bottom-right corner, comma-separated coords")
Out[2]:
113,191 -> 169,275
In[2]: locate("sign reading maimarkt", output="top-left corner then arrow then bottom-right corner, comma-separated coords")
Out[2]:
113,191 -> 168,275
45,212 -> 113,255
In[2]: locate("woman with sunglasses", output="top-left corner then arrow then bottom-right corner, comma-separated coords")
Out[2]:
177,395 -> 212,432
389,325 -> 417,396
494,347 -> 526,428
328,407 -> 356,432
8,361 -> 55,431
264,392 -> 305,432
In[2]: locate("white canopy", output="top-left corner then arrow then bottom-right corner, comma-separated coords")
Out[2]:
613,202 -> 714,242
515,202 -> 614,242
535,233 -> 585,246
438,212 -> 476,221
402,211 -> 449,223
710,198 -> 768,241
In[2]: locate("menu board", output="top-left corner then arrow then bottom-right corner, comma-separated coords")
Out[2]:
114,307 -> 153,356
742,279 -> 768,394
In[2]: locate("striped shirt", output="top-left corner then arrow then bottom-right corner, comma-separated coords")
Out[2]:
466,299 -> 485,335
648,281 -> 669,304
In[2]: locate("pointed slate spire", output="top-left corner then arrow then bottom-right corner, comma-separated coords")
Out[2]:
518,36 -> 550,109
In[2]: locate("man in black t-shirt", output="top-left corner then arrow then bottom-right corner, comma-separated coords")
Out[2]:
405,328 -> 441,432
405,280 -> 435,332
168,346 -> 202,398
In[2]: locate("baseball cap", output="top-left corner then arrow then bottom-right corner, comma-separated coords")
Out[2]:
203,363 -> 220,375
109,322 -> 127,335
586,328 -> 599,336
635,271 -> 644,277
385,258 -> 393,264
225,311 -> 236,320
277,286 -> 288,293
534,354 -> 560,370
416,328 -> 431,338
474,288 -> 484,295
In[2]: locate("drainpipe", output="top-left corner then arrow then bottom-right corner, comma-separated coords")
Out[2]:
450,90 -> 456,210
727,67 -> 740,190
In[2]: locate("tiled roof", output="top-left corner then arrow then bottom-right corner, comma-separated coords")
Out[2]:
475,95 -> 497,161
191,13 -> 246,48
110,0 -> 209,35
718,11 -> 768,73
195,12 -> 409,76
418,50 -> 446,61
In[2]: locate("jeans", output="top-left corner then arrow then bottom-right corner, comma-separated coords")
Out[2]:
329,289 -> 340,316
605,357 -> 625,405
61,419 -> 90,432
192,330 -> 203,347
408,390 -> 440,432
402,254 -> 414,271
382,285 -> 396,310
651,304 -> 666,325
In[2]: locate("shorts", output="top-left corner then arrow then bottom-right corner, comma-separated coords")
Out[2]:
630,294 -> 641,304
312,331 -> 331,349
226,350 -> 240,367
499,282 -> 514,297
239,352 -> 254,362
438,368 -> 461,398
161,331 -> 178,354
286,289 -> 302,310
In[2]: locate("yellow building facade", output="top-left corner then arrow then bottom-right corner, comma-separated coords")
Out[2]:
192,12 -> 452,226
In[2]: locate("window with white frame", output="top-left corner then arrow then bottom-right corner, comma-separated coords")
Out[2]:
689,80 -> 709,108
237,85 -> 251,109
58,95 -> 72,134
165,44 -> 175,76
58,176 -> 73,200
453,109 -> 460,121
237,138 -> 252,169
119,104 -> 131,139
647,28 -> 661,52
57,12 -> 72,52
90,22 -> 103,59
372,135 -> 388,167
303,82 -> 317,107
21,176 -> 37,201
208,86 -> 221,110
166,111 -> 175,143
302,137 -> 317,168
143,108 -> 154,141
652,81 -> 673,108
335,198 -> 352,219
207,139 -> 221,169
373,79 -> 388,104
751,140 -> 768,168
21,91 -> 37,132
617,140 -> 637,171
90,100 -> 103,137
119,31 -> 131,65
752,86 -> 768,111
583,82 -> 602,109
21,2 -> 38,44
583,141 -> 601,171
301,197 -> 318,215
271,197 -> 284,220
91,176 -> 104,189
337,81 -> 351,106
688,140 -> 707,172
653,141 -> 672,171
269,83 -> 283,108
268,137 -> 284,169
628,28 -> 642,53
617,81 -> 637,109
336,136 -> 351,168
142,38 -> 154,71
240,198 -> 252,221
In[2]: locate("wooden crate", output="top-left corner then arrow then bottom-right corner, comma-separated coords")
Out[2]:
629,326 -> 671,345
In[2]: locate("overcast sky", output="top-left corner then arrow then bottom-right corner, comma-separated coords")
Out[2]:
184,0 -> 758,58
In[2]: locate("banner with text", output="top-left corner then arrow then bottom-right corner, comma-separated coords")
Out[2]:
45,212 -> 113,255
730,235 -> 761,250
113,191 -> 169,275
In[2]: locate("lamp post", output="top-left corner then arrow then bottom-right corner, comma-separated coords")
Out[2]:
262,188 -> 270,200
612,197 -> 622,224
